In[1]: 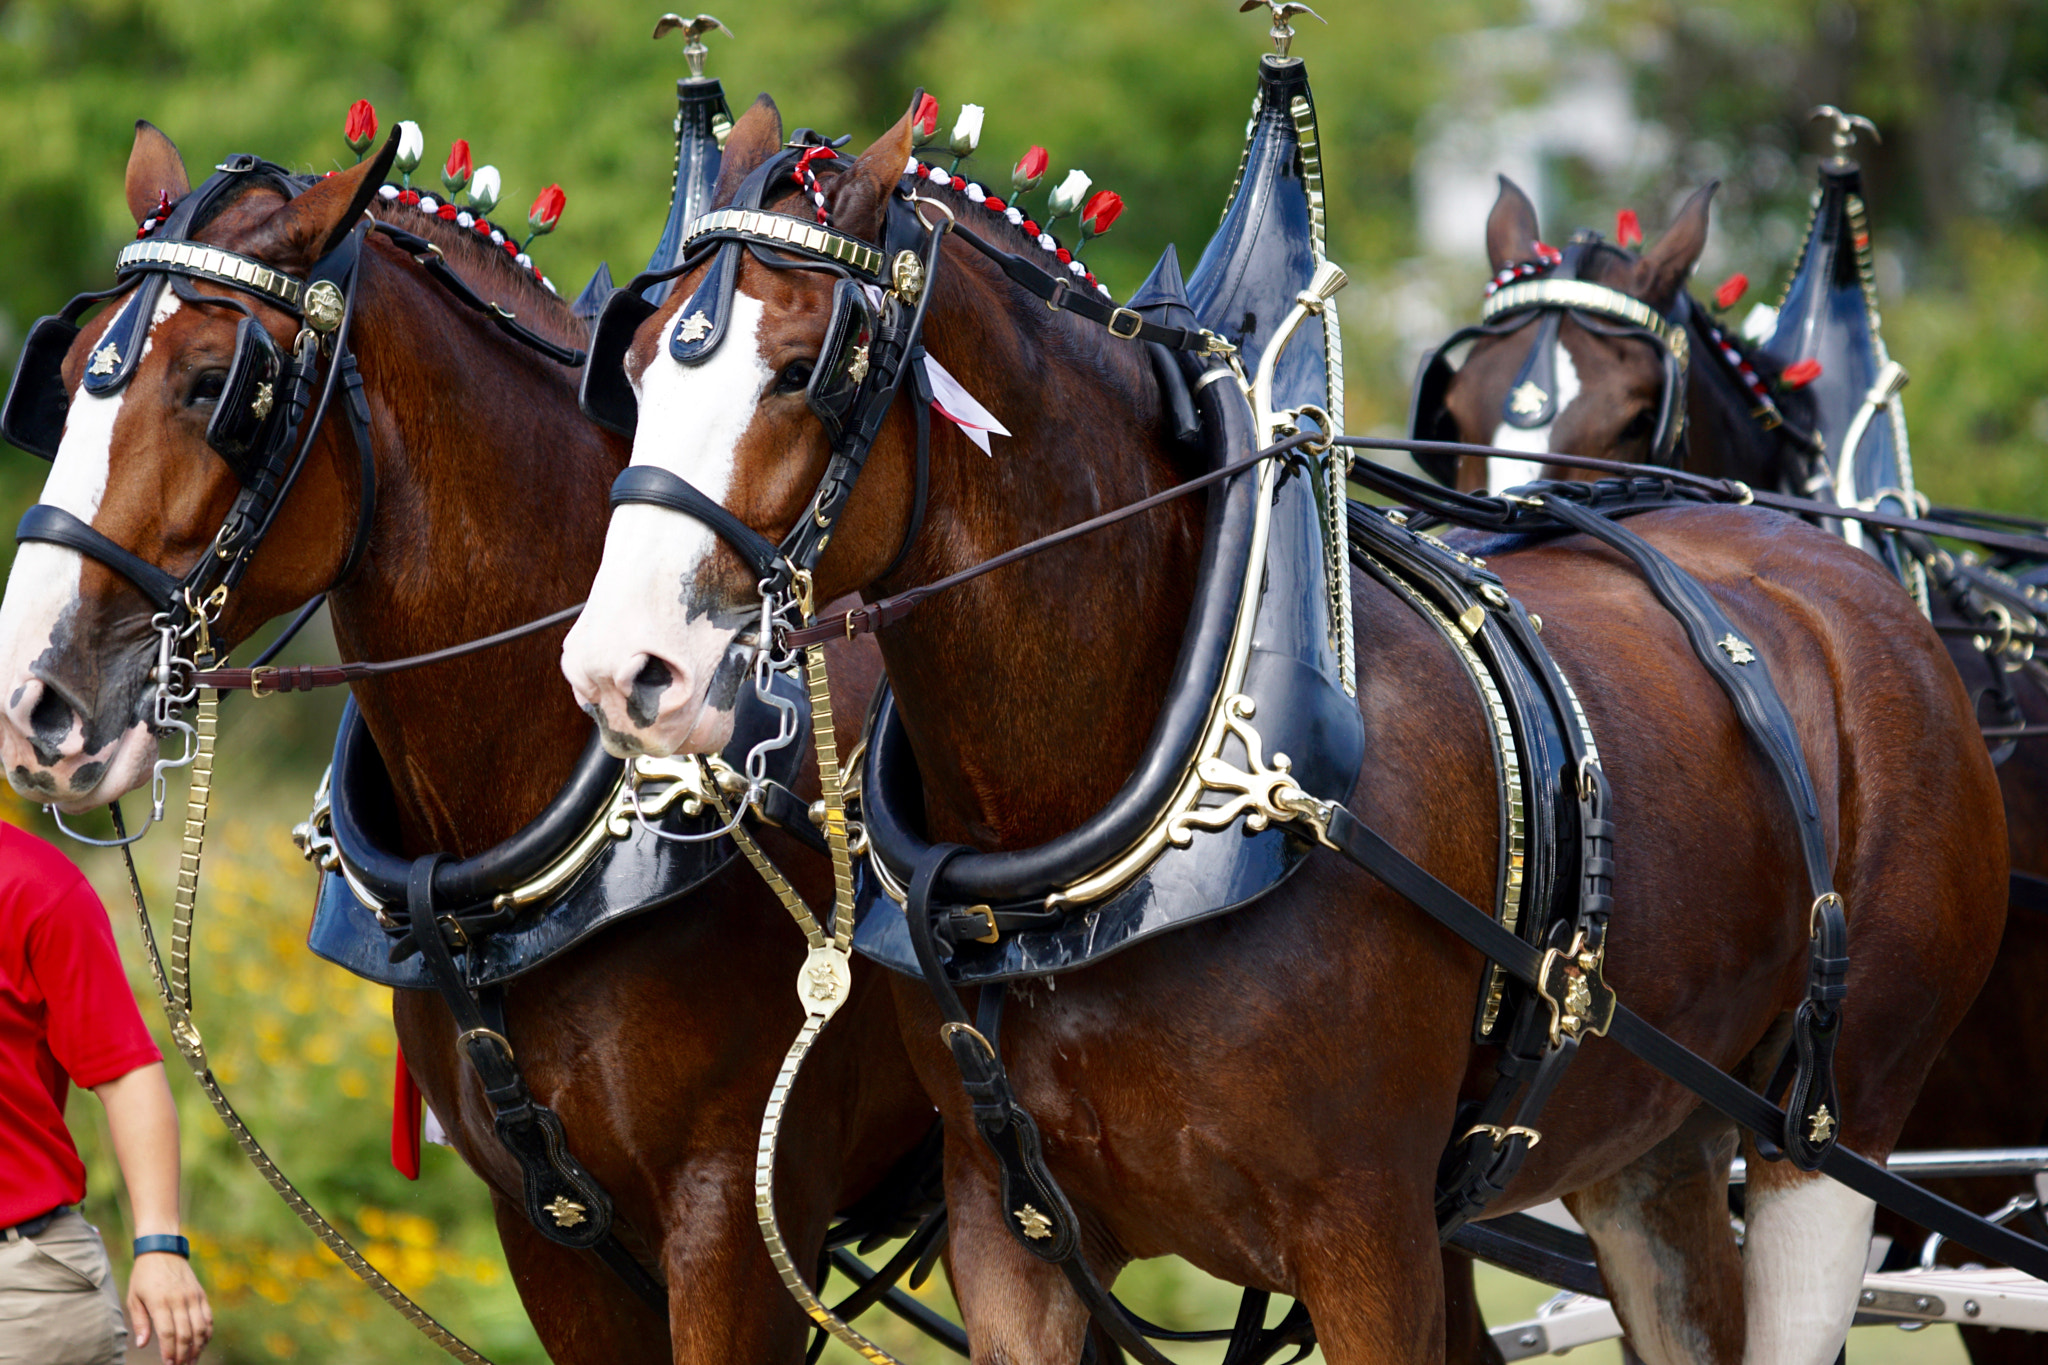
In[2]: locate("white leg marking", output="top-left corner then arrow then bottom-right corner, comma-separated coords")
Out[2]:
563,293 -> 774,754
1486,340 -> 1580,495
1742,1177 -> 1874,1365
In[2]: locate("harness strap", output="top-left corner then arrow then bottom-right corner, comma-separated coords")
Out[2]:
14,504 -> 182,608
368,223 -> 588,367
947,224 -> 1219,354
1312,804 -> 2048,1277
401,855 -> 667,1310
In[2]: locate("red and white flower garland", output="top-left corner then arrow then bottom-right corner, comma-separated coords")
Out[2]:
903,157 -> 1115,300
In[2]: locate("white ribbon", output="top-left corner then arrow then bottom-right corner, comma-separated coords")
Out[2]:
922,354 -> 1011,455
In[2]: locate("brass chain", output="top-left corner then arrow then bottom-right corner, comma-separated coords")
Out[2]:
744,633 -> 910,1365
116,686 -> 497,1365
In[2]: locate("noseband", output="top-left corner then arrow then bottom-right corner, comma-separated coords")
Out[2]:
1408,240 -> 1692,483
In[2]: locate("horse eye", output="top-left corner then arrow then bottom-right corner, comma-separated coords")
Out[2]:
774,360 -> 814,395
1618,408 -> 1654,442
187,370 -> 226,407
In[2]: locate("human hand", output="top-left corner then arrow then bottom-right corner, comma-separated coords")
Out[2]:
127,1252 -> 213,1365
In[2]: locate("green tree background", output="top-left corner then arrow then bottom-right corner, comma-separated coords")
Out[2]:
1,0 -> 2040,1360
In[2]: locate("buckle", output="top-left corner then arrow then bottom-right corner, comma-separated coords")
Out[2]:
247,666 -> 278,698
1044,277 -> 1071,313
1461,1123 -> 1542,1151
1107,307 -> 1144,340
967,904 -> 999,944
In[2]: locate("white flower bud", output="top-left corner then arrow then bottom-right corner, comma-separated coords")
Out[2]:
395,121 -> 424,172
949,103 -> 985,159
1047,168 -> 1092,217
469,165 -> 502,215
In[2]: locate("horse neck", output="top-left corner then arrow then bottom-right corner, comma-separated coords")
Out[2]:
1678,311 -> 1796,491
874,268 -> 1201,849
326,247 -> 621,857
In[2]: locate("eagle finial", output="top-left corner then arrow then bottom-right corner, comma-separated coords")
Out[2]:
1808,105 -> 1881,155
653,13 -> 733,81
1238,0 -> 1325,61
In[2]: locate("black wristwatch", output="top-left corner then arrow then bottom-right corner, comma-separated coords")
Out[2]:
133,1234 -> 191,1259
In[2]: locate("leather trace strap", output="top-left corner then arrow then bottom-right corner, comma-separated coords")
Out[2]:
188,603 -> 582,693
1310,805 -> 2048,1275
947,223 -> 1230,355
369,222 -> 588,367
401,855 -> 666,1310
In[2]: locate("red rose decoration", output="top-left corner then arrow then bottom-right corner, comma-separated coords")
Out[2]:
344,100 -> 377,158
1012,145 -> 1049,193
912,93 -> 939,145
1080,190 -> 1124,239
441,139 -> 472,197
1534,242 -> 1563,266
528,184 -> 565,233
1714,273 -> 1749,310
1615,209 -> 1642,248
1781,358 -> 1823,389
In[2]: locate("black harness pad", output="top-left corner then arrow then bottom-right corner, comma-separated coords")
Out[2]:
306,669 -> 811,990
206,315 -> 287,480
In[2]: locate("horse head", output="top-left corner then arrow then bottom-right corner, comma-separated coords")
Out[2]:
0,123 -> 393,809
1429,175 -> 1714,491
564,95 -> 934,758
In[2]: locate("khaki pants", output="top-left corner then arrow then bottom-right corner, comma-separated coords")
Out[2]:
0,1209 -> 127,1365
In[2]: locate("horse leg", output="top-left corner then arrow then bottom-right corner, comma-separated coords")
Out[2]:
486,1188 -> 672,1364
939,1129 -> 1095,1365
1736,1145 -> 1872,1365
1287,1189 -> 1448,1364
1562,1105 -> 1743,1365
1442,1248 -> 1504,1365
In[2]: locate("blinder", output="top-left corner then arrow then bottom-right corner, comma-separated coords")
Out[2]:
0,306 -> 95,460
206,315 -> 288,482
581,286 -> 658,436
806,280 -> 878,444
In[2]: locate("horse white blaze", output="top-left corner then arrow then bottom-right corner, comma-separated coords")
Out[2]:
1742,1176 -> 1873,1364
562,291 -> 774,758
0,294 -> 178,807
1485,340 -> 1580,495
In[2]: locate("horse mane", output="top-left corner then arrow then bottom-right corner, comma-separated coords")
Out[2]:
365,193 -> 587,352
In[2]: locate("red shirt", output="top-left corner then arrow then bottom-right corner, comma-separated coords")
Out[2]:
0,821 -> 161,1226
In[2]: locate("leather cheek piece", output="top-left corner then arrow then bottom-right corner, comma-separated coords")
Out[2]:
205,315 -> 286,482
805,280 -> 878,446
578,287 -> 658,437
0,313 -> 83,461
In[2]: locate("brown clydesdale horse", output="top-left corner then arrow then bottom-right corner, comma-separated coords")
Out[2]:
563,99 -> 2010,1365
1437,178 -> 2048,1365
0,123 -> 935,1363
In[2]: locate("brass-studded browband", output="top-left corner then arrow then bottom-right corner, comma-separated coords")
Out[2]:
1483,278 -> 1689,362
116,239 -> 309,315
682,209 -> 887,281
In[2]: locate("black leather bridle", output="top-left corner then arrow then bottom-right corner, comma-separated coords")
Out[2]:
1408,241 -> 1692,485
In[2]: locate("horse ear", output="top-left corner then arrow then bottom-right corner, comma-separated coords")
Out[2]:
1634,181 -> 1718,309
711,95 -> 784,206
1485,175 -> 1542,273
826,92 -> 919,244
260,127 -> 401,265
125,121 -> 190,224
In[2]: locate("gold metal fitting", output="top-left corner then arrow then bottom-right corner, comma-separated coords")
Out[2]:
1462,1122 -> 1541,1150
1809,891 -> 1845,939
247,666 -> 279,699
937,1021 -> 996,1062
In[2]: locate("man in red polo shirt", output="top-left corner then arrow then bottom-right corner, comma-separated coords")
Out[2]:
0,819 -> 211,1365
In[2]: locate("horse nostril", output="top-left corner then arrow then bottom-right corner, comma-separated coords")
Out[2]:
627,657 -> 675,729
27,685 -> 76,760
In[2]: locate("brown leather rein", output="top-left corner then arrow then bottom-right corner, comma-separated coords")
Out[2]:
187,433 -> 2043,693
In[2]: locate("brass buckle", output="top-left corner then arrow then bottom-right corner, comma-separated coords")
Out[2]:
1462,1122 -> 1542,1151
247,666 -> 278,699
1045,277 -> 1072,314
938,1021 -> 996,1062
1106,307 -> 1144,340
1536,930 -> 1616,1047
456,1026 -> 514,1064
1809,891 -> 1845,938
966,904 -> 999,944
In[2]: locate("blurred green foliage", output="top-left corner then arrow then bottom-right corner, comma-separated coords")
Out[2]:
0,1 -> 2041,1360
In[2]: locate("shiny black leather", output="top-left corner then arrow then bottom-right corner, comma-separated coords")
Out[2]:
642,77 -> 732,310
206,315 -> 287,478
306,668 -> 809,989
1758,158 -> 1914,578
852,54 -> 1363,982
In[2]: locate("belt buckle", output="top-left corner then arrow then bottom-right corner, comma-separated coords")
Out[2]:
1106,307 -> 1143,340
